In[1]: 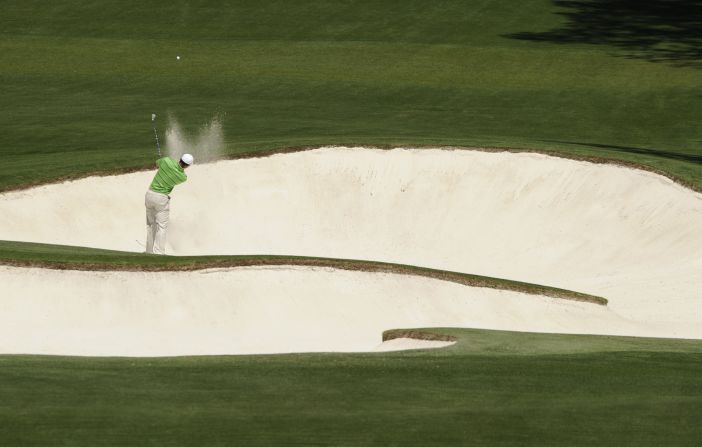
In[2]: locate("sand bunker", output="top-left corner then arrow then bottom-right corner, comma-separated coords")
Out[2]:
0,265 -> 645,356
0,147 -> 701,355
373,338 -> 457,352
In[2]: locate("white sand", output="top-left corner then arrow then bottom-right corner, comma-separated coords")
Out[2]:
0,147 -> 701,355
0,265 -> 649,356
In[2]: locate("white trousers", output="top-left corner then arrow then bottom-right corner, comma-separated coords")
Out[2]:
145,189 -> 170,255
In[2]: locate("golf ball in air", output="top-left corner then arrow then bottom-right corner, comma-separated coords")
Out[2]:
176,56 -> 181,60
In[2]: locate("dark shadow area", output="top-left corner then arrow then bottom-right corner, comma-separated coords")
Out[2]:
543,140 -> 702,163
508,0 -> 702,66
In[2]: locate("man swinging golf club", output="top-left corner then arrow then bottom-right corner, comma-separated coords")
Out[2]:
145,113 -> 194,254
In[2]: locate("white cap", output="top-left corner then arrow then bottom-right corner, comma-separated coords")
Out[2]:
181,153 -> 194,165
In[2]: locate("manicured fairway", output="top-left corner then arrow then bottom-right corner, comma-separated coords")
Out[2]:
2,329 -> 702,446
1,0 -> 701,192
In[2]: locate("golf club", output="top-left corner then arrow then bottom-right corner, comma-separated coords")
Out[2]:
151,113 -> 161,157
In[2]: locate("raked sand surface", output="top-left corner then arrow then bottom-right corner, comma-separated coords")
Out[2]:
0,147 -> 701,355
0,265 -> 648,356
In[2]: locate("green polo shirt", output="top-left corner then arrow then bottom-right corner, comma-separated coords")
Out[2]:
149,157 -> 187,195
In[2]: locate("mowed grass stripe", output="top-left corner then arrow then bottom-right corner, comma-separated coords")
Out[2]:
1,1 -> 700,191
1,328 -> 702,446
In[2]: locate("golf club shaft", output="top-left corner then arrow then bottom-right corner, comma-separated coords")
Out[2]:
151,114 -> 162,157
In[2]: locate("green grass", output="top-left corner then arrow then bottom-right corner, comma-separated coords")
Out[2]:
2,328 -> 702,446
1,0 -> 701,192
0,240 -> 607,305
1,2 -> 701,444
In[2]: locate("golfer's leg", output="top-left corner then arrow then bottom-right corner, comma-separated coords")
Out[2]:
153,200 -> 170,255
145,206 -> 156,254
145,192 -> 157,254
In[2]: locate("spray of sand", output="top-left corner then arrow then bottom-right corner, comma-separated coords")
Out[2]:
165,115 -> 224,163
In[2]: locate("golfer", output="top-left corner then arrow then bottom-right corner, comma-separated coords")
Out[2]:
145,153 -> 194,254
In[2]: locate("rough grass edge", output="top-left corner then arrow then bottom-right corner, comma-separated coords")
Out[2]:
0,255 -> 608,306
1,144 -> 699,194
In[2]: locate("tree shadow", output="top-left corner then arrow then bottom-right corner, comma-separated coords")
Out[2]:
507,0 -> 702,67
543,140 -> 702,163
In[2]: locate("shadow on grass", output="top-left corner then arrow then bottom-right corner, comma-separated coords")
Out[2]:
544,140 -> 702,164
507,0 -> 702,67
